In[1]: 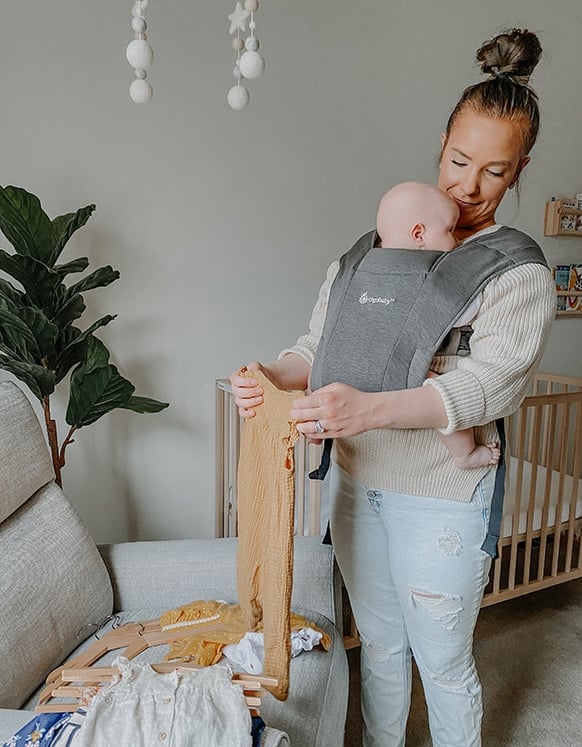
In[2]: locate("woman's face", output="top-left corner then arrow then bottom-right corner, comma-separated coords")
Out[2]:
438,110 -> 529,240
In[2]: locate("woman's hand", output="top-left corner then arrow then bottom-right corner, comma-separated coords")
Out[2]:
229,362 -> 265,418
291,380 -> 449,436
229,354 -> 312,418
291,382 -> 379,439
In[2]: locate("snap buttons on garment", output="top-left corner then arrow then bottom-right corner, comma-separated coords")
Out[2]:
159,732 -> 167,741
163,696 -> 171,704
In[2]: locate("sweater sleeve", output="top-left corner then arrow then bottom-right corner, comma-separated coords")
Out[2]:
424,263 -> 556,435
278,260 -> 340,366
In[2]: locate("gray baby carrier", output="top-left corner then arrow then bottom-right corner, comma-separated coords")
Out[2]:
310,226 -> 548,558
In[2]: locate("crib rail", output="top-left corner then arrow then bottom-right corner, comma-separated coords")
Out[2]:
216,373 -> 582,614
484,373 -> 582,605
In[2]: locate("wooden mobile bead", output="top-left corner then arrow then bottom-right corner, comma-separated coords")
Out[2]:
232,37 -> 244,51
244,0 -> 259,11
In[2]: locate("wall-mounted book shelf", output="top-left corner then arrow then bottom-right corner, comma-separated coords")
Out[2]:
556,290 -> 582,318
544,200 -> 582,237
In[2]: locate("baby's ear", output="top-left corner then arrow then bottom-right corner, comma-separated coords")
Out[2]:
411,222 -> 425,247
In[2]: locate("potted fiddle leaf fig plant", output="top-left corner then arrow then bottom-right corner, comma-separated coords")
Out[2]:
0,184 -> 168,486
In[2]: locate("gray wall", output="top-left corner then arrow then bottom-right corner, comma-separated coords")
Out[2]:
1,1 -> 580,543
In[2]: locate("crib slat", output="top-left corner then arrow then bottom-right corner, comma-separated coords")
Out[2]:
537,403 -> 556,581
565,400 -> 582,572
523,405 -> 543,586
229,391 -> 242,538
215,382 -> 227,538
508,406 -> 529,590
551,402 -> 571,576
307,442 -> 322,536
491,553 -> 502,595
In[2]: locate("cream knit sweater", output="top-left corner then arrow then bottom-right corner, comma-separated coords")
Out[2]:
280,237 -> 556,501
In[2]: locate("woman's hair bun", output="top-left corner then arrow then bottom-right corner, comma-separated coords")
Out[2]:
476,28 -> 542,84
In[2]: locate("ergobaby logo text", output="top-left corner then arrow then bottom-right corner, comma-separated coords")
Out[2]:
359,291 -> 395,306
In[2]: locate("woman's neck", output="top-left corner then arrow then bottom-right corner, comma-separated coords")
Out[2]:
454,215 -> 499,242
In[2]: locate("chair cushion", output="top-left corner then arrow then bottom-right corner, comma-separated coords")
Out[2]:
0,382 -> 54,525
0,483 -> 113,709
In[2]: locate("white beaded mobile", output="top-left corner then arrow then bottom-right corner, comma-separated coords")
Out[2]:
227,0 -> 265,111
126,0 -> 154,103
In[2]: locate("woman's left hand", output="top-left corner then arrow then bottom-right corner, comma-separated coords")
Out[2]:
291,382 -> 377,440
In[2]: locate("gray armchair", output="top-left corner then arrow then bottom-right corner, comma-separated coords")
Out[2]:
0,382 -> 348,746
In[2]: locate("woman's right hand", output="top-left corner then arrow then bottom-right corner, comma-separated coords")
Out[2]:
229,362 -> 265,418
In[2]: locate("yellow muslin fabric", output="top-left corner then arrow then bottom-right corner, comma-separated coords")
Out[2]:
161,600 -> 331,668
236,367 -> 304,700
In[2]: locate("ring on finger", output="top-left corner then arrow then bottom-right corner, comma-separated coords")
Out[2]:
314,420 -> 325,434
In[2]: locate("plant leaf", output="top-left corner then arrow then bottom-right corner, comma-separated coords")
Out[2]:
68,265 -> 119,294
19,306 -> 59,359
52,266 -> 118,327
56,316 -> 115,365
0,354 -> 55,399
120,396 -> 169,413
51,290 -> 86,327
68,265 -> 120,296
0,185 -> 54,263
0,301 -> 41,361
53,330 -> 113,385
54,257 -> 90,277
83,335 -> 111,374
52,326 -> 85,384
0,250 -> 62,313
66,363 -> 134,428
50,205 -> 95,267
0,277 -> 24,305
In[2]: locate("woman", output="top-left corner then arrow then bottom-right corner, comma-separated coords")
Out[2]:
230,29 -> 556,747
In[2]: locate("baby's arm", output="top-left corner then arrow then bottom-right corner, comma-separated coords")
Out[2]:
439,429 -> 500,469
426,370 -> 499,469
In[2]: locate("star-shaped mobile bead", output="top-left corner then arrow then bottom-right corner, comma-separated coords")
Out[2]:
228,1 -> 250,34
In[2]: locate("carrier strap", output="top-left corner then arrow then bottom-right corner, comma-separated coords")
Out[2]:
481,418 -> 506,559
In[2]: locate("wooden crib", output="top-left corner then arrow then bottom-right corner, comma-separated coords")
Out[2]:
215,372 -> 582,637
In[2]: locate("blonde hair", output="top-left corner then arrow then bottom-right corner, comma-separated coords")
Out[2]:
444,29 -> 542,157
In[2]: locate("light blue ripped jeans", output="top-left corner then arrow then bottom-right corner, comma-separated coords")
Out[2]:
329,464 -> 495,747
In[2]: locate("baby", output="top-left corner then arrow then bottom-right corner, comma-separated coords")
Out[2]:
376,181 -> 500,469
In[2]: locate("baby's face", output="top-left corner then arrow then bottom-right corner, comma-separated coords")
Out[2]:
423,201 -> 459,251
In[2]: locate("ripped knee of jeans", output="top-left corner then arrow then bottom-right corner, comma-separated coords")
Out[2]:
361,640 -> 391,662
415,656 -> 479,695
409,587 -> 463,631
359,633 -> 406,662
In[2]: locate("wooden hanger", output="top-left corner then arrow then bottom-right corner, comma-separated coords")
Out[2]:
37,616 -> 277,715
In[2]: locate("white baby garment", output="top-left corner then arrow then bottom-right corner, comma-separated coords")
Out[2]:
74,657 -> 252,747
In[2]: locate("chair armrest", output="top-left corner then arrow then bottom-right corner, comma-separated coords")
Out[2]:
98,536 -> 341,625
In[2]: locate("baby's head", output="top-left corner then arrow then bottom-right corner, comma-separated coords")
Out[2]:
376,181 -> 460,251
